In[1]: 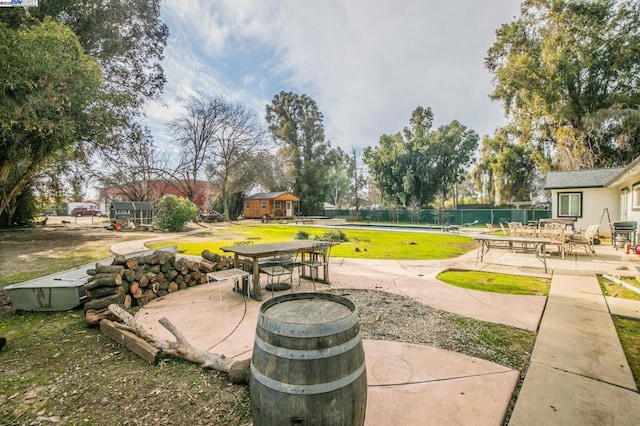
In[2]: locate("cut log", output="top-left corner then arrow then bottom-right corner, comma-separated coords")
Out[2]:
106,305 -> 249,384
95,265 -> 125,275
123,269 -> 136,282
138,289 -> 157,306
168,282 -> 179,293
125,257 -> 138,270
199,260 -> 214,272
130,282 -> 143,298
166,269 -> 178,281
86,285 -> 124,300
124,294 -> 132,311
134,267 -> 144,281
202,250 -> 220,263
156,250 -> 174,265
112,254 -> 126,265
85,274 -> 123,290
85,309 -> 118,327
84,293 -> 125,312
100,319 -> 161,364
121,280 -> 130,295
87,272 -> 122,283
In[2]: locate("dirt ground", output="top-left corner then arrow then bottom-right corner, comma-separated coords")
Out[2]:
0,220 -> 533,425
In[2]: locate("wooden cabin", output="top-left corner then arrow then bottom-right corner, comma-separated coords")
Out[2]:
243,192 -> 300,219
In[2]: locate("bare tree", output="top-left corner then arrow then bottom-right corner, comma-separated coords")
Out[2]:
93,126 -> 167,202
167,92 -> 231,204
206,102 -> 268,221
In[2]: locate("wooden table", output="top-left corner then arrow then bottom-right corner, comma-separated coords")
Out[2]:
220,241 -> 335,300
474,235 -> 552,273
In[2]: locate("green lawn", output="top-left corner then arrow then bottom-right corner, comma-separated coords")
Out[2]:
147,224 -> 476,260
597,274 -> 640,301
437,269 -> 551,296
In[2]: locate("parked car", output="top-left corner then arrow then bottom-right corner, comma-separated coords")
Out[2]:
199,210 -> 223,223
71,207 -> 101,216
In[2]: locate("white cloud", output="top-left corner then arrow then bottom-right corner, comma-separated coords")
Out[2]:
149,1 -> 522,150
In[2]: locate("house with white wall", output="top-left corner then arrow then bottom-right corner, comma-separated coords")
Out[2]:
544,167 -> 625,238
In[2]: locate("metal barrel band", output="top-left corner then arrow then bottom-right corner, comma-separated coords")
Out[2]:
250,362 -> 366,395
254,333 -> 362,360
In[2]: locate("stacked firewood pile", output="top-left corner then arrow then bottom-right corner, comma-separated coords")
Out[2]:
84,248 -> 235,326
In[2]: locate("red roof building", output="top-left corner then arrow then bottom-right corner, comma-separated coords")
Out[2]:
99,180 -> 212,210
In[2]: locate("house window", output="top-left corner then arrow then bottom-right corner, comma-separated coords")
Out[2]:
632,183 -> 640,209
558,192 -> 582,217
275,201 -> 281,209
261,201 -> 267,209
245,201 -> 250,209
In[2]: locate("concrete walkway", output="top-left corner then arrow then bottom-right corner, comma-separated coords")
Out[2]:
112,231 -> 640,425
509,272 -> 640,425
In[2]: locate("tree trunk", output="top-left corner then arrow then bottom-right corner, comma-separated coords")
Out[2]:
107,304 -> 250,384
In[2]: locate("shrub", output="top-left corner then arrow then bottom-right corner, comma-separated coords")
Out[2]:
294,230 -> 310,240
317,230 -> 349,242
154,195 -> 198,231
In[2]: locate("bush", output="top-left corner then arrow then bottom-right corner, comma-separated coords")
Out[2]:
317,230 -> 349,242
154,195 -> 198,231
294,230 -> 310,240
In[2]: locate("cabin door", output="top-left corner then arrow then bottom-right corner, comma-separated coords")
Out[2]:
286,201 -> 293,217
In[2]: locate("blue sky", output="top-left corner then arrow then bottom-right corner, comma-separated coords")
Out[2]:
145,0 -> 522,151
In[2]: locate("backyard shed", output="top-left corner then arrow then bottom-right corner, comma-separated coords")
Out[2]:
243,192 -> 300,219
109,201 -> 154,225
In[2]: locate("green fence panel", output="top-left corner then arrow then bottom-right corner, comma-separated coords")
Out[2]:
325,208 -> 551,225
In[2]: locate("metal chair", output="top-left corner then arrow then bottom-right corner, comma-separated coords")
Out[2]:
259,252 -> 297,296
298,242 -> 331,291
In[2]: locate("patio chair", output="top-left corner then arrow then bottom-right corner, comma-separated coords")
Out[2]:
499,222 -> 508,236
539,222 -> 566,258
298,242 -> 332,291
508,222 -> 521,236
259,251 -> 298,296
568,224 -> 599,257
486,223 -> 495,233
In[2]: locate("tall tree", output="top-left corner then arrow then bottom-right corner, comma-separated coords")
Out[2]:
265,92 -> 334,215
205,102 -> 268,221
364,107 -> 478,207
350,147 -> 368,219
486,0 -> 640,170
168,93 -> 231,203
0,19 -> 101,221
473,128 -> 537,204
0,1 -> 168,221
169,93 -> 268,220
325,147 -> 352,209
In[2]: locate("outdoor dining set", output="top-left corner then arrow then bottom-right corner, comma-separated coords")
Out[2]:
206,240 -> 335,301
477,219 -> 604,273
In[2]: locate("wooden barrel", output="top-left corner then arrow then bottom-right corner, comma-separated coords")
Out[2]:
250,292 -> 367,425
